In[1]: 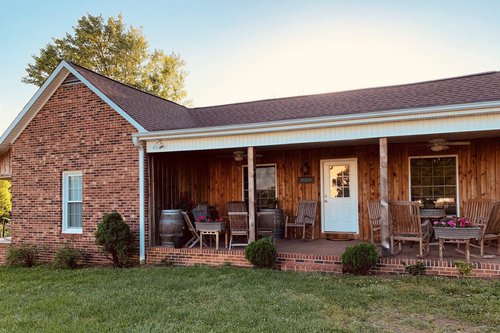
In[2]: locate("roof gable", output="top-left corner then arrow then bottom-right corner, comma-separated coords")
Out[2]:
0,61 -> 149,154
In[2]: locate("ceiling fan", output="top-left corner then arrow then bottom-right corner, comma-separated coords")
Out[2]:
217,150 -> 263,161
427,139 -> 470,152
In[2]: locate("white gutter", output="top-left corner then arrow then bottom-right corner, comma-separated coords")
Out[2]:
133,100 -> 500,141
133,137 -> 145,263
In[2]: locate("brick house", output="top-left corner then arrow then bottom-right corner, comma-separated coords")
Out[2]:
0,60 -> 499,276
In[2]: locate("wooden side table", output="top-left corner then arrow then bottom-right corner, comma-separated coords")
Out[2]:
195,222 -> 227,251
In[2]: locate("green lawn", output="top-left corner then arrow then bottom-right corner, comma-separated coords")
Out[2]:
0,266 -> 498,333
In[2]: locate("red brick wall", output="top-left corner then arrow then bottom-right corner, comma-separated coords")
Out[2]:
147,247 -> 500,278
11,83 -> 141,265
0,243 -> 9,265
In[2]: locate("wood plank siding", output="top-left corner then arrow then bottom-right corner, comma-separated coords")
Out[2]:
149,137 -> 500,244
0,149 -> 11,179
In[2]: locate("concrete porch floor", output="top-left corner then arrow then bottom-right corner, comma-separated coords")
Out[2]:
275,238 -> 500,264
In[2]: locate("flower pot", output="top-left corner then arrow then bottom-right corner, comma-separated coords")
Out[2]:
195,222 -> 226,232
173,235 -> 184,248
433,227 -> 482,240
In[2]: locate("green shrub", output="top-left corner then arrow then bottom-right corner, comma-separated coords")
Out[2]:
244,238 -> 277,268
454,261 -> 474,277
6,244 -> 38,267
341,242 -> 378,275
404,261 -> 426,276
53,246 -> 86,269
160,257 -> 174,267
95,212 -> 134,267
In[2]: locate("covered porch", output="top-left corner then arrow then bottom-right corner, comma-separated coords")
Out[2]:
143,129 -> 500,277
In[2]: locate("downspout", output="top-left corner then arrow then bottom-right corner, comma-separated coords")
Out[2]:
133,137 -> 145,263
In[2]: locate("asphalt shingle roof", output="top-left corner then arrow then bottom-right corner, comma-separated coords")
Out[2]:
69,62 -> 500,132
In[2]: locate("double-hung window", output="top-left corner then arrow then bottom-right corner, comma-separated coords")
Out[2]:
409,156 -> 458,215
62,171 -> 83,233
243,165 -> 277,210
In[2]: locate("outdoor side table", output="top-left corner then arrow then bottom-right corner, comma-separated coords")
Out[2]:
195,222 -> 227,251
434,227 -> 482,262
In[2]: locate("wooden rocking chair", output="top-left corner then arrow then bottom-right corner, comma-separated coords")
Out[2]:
227,201 -> 247,213
284,200 -> 317,240
367,200 -> 382,243
228,212 -> 249,250
462,199 -> 499,256
389,201 -> 430,258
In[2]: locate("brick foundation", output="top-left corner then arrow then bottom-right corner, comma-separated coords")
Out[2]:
0,243 -> 10,265
147,247 -> 500,278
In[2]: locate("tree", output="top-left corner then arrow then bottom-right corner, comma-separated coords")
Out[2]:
0,180 -> 11,218
23,14 -> 189,104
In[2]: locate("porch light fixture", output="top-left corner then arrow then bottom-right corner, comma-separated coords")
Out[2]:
152,140 -> 164,149
302,161 -> 309,175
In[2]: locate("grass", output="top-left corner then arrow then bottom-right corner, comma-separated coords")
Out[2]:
0,266 -> 498,333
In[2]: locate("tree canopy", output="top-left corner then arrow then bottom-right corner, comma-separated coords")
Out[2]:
23,14 -> 189,104
0,180 -> 11,218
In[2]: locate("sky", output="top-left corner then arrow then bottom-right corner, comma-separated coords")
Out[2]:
1,0 -> 500,135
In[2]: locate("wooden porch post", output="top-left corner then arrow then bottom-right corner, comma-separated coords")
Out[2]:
248,146 -> 256,242
379,138 -> 391,254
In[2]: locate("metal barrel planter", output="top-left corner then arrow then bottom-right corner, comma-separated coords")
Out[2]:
260,208 -> 283,240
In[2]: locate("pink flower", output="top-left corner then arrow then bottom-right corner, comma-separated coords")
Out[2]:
448,220 -> 456,227
433,221 -> 439,225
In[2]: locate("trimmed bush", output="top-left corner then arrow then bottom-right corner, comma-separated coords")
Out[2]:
404,261 -> 426,276
244,238 -> 277,268
95,212 -> 134,267
53,246 -> 86,269
341,242 -> 378,275
6,244 -> 38,267
454,261 -> 474,277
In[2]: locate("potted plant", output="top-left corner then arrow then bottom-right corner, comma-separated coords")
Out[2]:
196,215 -> 208,223
433,217 -> 482,240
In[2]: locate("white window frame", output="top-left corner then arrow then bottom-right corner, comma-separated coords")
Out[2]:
62,171 -> 83,234
408,155 -> 459,216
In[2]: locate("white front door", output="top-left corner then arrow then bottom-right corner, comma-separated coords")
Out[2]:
321,159 -> 359,233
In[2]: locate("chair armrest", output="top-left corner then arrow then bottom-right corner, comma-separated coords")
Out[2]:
476,223 -> 487,230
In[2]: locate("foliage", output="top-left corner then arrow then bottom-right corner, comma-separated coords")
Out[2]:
6,244 -> 38,267
53,246 -> 86,269
160,257 -> 175,267
0,266 -> 498,332
341,242 -> 378,275
404,261 -> 426,276
454,261 -> 474,277
23,14 -> 189,104
244,238 -> 277,268
433,217 -> 473,228
0,180 -> 11,218
95,212 -> 134,267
